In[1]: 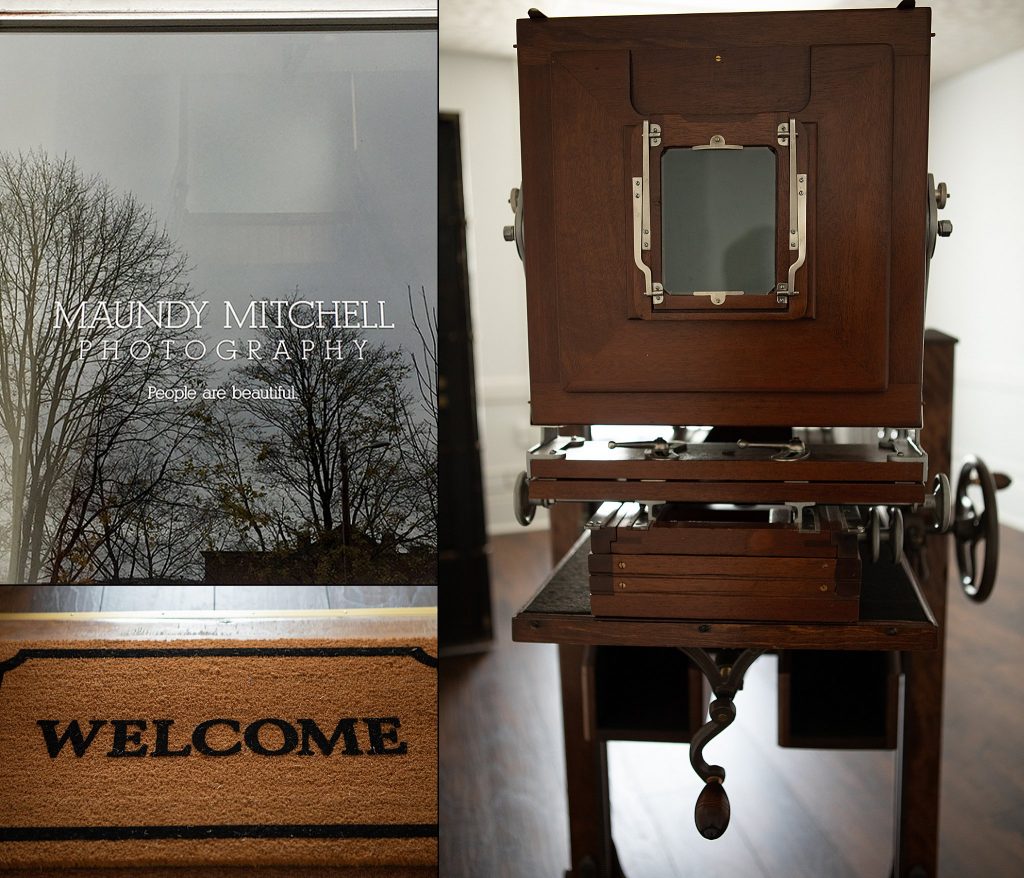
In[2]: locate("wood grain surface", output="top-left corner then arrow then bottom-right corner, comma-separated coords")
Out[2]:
441,527 -> 1024,877
516,7 -> 931,426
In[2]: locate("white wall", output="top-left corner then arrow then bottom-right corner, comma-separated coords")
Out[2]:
440,52 -> 548,534
928,47 -> 1024,530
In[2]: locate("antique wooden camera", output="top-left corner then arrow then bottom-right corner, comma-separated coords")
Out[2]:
506,4 -> 1009,850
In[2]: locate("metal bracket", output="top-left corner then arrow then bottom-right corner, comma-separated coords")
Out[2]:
694,290 -> 744,306
779,501 -> 818,530
693,133 -> 742,151
527,435 -> 586,461
684,649 -> 764,778
680,647 -> 765,840
639,118 -> 807,308
634,121 -> 663,302
736,436 -> 809,461
779,117 -> 807,304
608,436 -> 686,459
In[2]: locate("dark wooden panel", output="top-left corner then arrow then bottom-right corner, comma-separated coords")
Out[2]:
779,650 -> 898,750
888,54 -> 930,386
590,592 -> 859,623
547,46 -> 892,395
591,554 -> 841,577
99,585 -> 215,611
895,330 -> 956,876
631,45 -> 810,116
591,575 -> 857,598
327,586 -> 437,609
517,8 -> 931,426
517,9 -> 932,56
591,645 -> 704,743
528,441 -> 926,482
530,479 -> 925,505
591,521 -> 846,557
529,381 -> 924,428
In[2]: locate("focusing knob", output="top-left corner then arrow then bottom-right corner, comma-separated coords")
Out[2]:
930,472 -> 953,533
513,471 -> 538,527
695,780 -> 731,840
954,456 -> 1008,601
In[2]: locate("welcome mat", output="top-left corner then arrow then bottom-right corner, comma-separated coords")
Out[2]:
0,636 -> 437,871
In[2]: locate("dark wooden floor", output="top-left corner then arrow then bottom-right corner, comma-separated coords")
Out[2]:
440,527 -> 1024,878
0,585 -> 437,613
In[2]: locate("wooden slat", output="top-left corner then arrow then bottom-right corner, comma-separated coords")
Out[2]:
514,611 -> 934,650
517,9 -> 932,56
530,479 -> 925,505
514,536 -> 936,650
590,575 -> 858,598
528,381 -> 925,429
589,592 -> 859,623
529,442 -> 925,482
598,525 -> 842,557
592,554 -> 840,577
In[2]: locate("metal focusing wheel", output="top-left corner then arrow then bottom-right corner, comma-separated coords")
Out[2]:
513,470 -> 538,526
925,172 -> 952,265
953,456 -> 1002,602
502,185 -> 525,262
929,472 -> 954,533
866,505 -> 905,565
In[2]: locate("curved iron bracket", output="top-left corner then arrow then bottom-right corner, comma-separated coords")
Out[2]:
679,647 -> 764,839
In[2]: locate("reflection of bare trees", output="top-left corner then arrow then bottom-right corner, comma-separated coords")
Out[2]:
0,151 -> 437,583
404,284 -> 438,535
205,295 -> 438,571
46,398 -> 210,583
0,151 -> 205,583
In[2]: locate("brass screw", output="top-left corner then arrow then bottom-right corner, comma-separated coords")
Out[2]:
618,582 -> 626,589
820,584 -> 828,592
617,560 -> 626,569
715,54 -> 722,62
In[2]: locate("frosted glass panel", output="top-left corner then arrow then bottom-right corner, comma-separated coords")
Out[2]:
661,147 -> 776,295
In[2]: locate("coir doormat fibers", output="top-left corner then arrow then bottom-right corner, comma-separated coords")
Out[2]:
0,638 -> 437,871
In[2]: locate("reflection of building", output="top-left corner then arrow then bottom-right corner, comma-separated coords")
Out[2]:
203,529 -> 435,585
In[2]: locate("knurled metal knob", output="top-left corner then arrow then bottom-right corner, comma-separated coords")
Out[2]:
935,181 -> 949,209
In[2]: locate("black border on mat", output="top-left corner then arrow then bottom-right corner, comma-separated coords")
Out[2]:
0,646 -> 438,843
